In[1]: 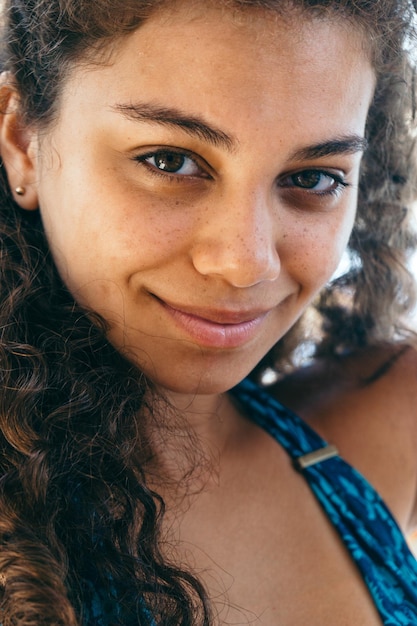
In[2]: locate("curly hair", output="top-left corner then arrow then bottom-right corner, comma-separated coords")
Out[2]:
0,0 -> 415,624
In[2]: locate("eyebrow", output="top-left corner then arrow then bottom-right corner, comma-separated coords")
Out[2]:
113,101 -> 368,160
290,136 -> 368,161
113,102 -> 236,151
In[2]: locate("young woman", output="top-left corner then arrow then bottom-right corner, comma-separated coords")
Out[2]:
0,0 -> 416,624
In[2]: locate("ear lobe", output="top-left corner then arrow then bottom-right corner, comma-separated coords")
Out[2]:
0,75 -> 39,210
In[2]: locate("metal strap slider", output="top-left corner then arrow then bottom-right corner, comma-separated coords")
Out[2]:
294,444 -> 339,470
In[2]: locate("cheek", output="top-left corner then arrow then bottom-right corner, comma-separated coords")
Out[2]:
41,175 -> 193,274
280,210 -> 355,290
111,202 -> 195,265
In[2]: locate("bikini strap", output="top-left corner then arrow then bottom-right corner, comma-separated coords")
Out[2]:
231,378 -> 417,625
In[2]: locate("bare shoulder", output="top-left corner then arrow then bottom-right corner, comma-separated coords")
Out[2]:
269,343 -> 417,534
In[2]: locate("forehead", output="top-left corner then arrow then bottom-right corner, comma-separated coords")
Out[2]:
51,2 -> 374,156
137,0 -> 373,62
78,4 -> 371,88
72,1 -> 372,83
132,2 -> 369,59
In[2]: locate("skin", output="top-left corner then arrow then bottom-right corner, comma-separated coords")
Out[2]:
3,3 -> 417,624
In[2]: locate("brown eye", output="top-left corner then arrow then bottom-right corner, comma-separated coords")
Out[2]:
153,152 -> 187,173
278,169 -> 348,195
292,170 -> 323,189
142,150 -> 205,176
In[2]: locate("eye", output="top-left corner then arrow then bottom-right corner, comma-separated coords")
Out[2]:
135,149 -> 209,179
279,169 -> 349,195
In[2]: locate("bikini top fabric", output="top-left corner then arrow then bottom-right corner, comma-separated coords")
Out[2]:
230,378 -> 417,626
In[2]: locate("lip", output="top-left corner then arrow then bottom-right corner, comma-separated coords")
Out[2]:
153,295 -> 271,349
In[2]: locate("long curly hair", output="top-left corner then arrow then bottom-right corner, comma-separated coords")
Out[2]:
0,1 -> 415,624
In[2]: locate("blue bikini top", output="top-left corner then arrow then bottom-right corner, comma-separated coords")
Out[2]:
230,378 -> 417,625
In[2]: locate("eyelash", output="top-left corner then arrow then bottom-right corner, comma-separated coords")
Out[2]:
133,149 -> 350,196
133,149 -> 210,183
278,169 -> 351,197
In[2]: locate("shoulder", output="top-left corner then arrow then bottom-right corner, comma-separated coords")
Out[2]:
269,343 -> 417,534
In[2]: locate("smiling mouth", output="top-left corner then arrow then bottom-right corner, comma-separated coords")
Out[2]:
153,295 -> 271,349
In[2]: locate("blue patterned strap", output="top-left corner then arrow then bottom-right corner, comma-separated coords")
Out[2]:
82,583 -> 156,626
231,378 -> 417,625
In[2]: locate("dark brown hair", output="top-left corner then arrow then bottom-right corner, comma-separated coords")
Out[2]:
0,1 -> 415,624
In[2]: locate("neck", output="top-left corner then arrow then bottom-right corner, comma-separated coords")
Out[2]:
144,388 -> 244,497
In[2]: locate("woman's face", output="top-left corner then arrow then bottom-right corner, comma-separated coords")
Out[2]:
26,4 -> 375,395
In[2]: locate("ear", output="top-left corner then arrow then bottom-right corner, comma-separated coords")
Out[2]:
0,73 -> 39,210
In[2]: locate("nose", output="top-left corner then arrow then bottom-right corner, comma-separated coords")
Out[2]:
190,190 -> 281,288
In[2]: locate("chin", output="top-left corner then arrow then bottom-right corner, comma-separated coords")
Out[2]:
148,360 -> 256,399
118,336 -> 271,399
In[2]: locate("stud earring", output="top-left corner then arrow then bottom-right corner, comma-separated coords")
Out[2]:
15,186 -> 26,196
